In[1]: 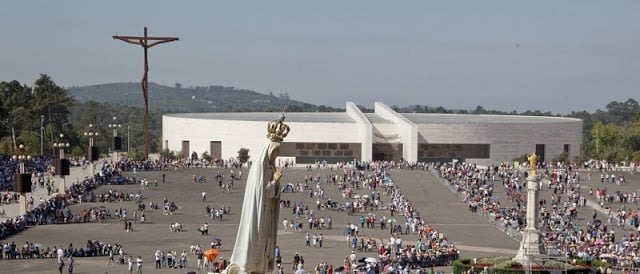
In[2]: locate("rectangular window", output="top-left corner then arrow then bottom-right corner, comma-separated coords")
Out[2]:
318,143 -> 327,150
181,140 -> 190,158
328,143 -> 337,150
564,144 -> 570,154
210,141 -> 221,160
340,144 -> 349,150
535,144 -> 546,162
296,143 -> 305,150
421,144 -> 490,159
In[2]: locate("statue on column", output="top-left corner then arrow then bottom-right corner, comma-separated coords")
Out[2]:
223,114 -> 290,274
527,152 -> 538,176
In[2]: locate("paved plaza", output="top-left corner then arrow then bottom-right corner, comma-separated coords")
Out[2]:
2,164 -> 638,273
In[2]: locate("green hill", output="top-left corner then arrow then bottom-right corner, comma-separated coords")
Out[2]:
67,82 -> 333,113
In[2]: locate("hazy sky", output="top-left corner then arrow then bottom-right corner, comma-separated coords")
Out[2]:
1,1 -> 638,114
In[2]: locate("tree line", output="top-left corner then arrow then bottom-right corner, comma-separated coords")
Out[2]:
1,75 -> 639,163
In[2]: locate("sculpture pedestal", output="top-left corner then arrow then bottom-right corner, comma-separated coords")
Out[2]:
514,227 -> 543,264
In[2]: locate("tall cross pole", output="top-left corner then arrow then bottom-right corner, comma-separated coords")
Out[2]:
113,27 -> 178,159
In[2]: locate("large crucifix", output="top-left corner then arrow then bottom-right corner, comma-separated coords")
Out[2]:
113,27 -> 178,159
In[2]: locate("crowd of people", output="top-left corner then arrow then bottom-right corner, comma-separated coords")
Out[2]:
432,160 -> 640,270
0,239 -> 125,261
5,153 -> 640,273
280,160 -> 460,273
0,159 -> 135,240
0,155 -> 56,192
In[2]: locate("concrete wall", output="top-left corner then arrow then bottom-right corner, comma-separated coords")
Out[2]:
374,102 -> 418,162
416,120 -> 582,165
345,102 -> 372,162
163,115 -> 361,161
163,110 -> 582,166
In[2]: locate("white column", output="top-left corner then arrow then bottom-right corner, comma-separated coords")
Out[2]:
19,194 -> 27,215
514,174 -> 543,264
59,177 -> 66,195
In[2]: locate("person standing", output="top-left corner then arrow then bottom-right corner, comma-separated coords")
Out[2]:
180,250 -> 188,268
155,250 -> 161,269
196,250 -> 204,270
283,218 -> 289,232
136,256 -> 143,274
67,255 -> 74,274
57,255 -> 65,274
312,234 -> 318,248
107,247 -> 115,265
128,256 -> 134,274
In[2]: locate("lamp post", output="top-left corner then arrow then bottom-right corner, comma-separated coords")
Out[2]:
108,116 -> 122,164
53,134 -> 70,194
84,124 -> 99,177
40,115 -> 44,156
12,144 -> 31,215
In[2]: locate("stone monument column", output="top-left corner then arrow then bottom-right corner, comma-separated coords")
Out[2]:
59,177 -> 66,195
514,153 -> 544,264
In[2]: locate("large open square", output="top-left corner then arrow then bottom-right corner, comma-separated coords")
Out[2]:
0,164 -> 528,273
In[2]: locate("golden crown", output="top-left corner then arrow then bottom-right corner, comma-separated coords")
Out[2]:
267,114 -> 290,142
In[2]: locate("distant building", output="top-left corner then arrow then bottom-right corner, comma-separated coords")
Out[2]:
162,102 -> 582,165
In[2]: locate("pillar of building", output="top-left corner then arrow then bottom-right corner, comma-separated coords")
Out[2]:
346,101 -> 373,162
374,102 -> 418,162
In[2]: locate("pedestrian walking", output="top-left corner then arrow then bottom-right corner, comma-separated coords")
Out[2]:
67,256 -> 74,274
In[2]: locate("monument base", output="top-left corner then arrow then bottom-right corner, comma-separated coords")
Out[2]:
514,227 -> 544,265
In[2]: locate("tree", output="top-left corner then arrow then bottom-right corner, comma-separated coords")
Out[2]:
160,148 -> 177,160
237,148 -> 250,165
552,152 -> 569,164
512,154 -> 528,164
191,151 -> 198,161
0,80 -> 33,152
201,151 -> 212,162
472,105 -> 486,114
33,75 -> 75,156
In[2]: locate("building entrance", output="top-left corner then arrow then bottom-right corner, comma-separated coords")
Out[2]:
372,144 -> 403,162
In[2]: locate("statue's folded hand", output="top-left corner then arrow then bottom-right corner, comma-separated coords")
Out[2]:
272,169 -> 283,182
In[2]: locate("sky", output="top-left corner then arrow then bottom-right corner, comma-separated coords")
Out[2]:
1,1 -> 638,114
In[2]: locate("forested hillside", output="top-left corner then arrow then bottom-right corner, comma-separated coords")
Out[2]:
68,82 -> 339,113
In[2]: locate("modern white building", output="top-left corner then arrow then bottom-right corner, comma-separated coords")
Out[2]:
162,102 -> 582,165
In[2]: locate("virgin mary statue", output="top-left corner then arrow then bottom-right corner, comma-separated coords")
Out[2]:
224,114 -> 290,274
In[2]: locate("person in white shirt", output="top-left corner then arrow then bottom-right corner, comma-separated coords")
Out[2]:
295,264 -> 306,274
128,256 -> 134,274
136,256 -> 143,274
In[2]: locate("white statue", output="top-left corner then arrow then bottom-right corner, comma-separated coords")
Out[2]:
224,114 -> 290,274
